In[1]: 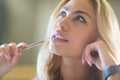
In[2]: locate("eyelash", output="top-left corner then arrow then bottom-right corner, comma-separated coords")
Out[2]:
74,15 -> 86,23
58,11 -> 66,18
58,11 -> 86,23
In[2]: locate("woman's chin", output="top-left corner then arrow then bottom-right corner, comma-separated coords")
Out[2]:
48,46 -> 61,56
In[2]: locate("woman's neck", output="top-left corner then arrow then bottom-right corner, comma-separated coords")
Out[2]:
60,57 -> 90,80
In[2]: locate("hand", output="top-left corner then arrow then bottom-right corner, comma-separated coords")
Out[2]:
82,40 -> 118,71
0,42 -> 27,78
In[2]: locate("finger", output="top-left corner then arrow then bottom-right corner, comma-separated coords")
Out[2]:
84,48 -> 93,67
8,42 -> 24,67
85,48 -> 93,67
0,45 -> 4,56
11,53 -> 21,67
17,42 -> 27,49
8,42 -> 18,56
84,44 -> 99,67
1,44 -> 12,60
85,56 -> 92,67
17,42 -> 27,53
82,48 -> 87,65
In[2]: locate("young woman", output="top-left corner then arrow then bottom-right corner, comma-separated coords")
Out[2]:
0,0 -> 120,80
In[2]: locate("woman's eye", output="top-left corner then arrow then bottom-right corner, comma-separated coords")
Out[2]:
58,11 -> 66,18
74,16 -> 86,23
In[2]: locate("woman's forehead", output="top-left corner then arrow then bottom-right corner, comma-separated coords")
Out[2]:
64,0 -> 96,18
65,0 -> 92,9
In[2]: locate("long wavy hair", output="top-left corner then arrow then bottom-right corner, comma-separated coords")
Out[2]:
37,0 -> 120,80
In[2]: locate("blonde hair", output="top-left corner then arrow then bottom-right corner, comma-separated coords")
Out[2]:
37,0 -> 120,80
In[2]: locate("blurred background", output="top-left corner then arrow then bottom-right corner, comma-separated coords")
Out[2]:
0,0 -> 120,80
0,0 -> 60,80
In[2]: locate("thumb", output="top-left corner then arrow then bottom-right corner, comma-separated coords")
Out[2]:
11,53 -> 21,67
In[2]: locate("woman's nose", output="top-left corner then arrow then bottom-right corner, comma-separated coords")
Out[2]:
56,17 -> 70,31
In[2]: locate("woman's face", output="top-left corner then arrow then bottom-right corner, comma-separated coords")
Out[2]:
49,0 -> 98,59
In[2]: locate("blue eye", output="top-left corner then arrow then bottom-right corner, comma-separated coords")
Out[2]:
58,11 -> 66,18
74,15 -> 86,23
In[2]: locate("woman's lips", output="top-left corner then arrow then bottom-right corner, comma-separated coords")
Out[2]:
51,32 -> 68,42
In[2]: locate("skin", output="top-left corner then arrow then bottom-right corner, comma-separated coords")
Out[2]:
49,0 -> 120,80
49,0 -> 98,59
49,0 -> 98,79
0,0 -> 120,80
0,42 -> 26,78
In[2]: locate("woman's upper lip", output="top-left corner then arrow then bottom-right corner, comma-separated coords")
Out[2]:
52,31 -> 68,41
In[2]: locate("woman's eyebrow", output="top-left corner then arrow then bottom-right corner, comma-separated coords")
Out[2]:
62,7 -> 92,20
62,7 -> 68,11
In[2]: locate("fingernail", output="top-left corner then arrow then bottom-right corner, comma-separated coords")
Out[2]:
17,42 -> 27,49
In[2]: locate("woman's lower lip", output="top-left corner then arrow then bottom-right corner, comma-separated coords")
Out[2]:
51,38 -> 68,42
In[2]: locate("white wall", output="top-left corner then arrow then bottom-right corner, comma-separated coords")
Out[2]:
109,0 -> 120,25
4,0 -> 59,64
